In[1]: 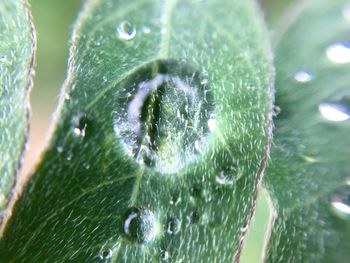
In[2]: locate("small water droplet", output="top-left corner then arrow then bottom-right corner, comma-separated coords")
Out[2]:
326,42 -> 350,64
72,113 -> 93,138
167,218 -> 181,235
161,250 -> 170,261
200,79 -> 208,85
57,146 -> 63,153
319,94 -> 350,122
66,152 -> 73,161
216,164 -> 240,185
122,207 -> 158,244
186,209 -> 201,225
273,106 -> 281,116
189,185 -> 201,198
142,26 -> 151,34
98,248 -> 112,260
294,71 -> 313,83
117,21 -> 136,40
343,4 -> 350,22
240,224 -> 249,233
83,163 -> 90,170
170,194 -> 181,205
114,60 -> 214,173
331,185 -> 350,219
207,114 -> 217,132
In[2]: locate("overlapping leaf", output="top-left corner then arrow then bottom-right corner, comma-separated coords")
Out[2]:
0,0 -> 35,213
264,0 -> 350,261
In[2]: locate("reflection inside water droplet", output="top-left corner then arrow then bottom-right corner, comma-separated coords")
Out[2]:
114,60 -> 215,173
117,21 -> 136,40
331,185 -> 350,218
122,207 -> 158,244
294,71 -> 313,83
326,42 -> 350,64
319,93 -> 350,122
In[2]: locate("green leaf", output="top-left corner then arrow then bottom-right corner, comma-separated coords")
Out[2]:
0,0 -> 35,213
264,0 -> 350,261
0,0 -> 273,261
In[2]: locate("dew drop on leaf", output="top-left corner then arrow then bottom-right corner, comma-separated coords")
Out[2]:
294,71 -> 313,83
343,4 -> 350,22
215,163 -> 240,186
186,209 -> 201,225
72,113 -> 93,138
167,218 -> 181,235
331,184 -> 350,219
161,250 -> 170,261
114,60 -> 215,173
142,26 -> 151,34
98,248 -> 112,260
170,194 -> 181,205
122,207 -> 158,244
117,20 -> 136,40
319,94 -> 350,122
326,42 -> 350,64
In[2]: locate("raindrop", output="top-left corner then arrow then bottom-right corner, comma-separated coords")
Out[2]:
170,194 -> 181,205
113,60 -> 215,173
167,218 -> 181,235
319,94 -> 350,122
142,26 -> 151,34
72,113 -> 93,138
207,113 -> 217,132
189,185 -> 201,198
117,21 -> 136,40
326,42 -> 350,64
216,164 -> 240,185
331,184 -> 350,219
98,248 -> 112,260
273,106 -> 281,116
57,146 -> 63,153
122,207 -> 158,244
294,71 -> 313,83
161,250 -> 170,261
186,209 -> 201,225
343,4 -> 350,22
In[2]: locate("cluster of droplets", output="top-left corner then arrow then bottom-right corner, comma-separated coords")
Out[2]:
291,4 -> 350,220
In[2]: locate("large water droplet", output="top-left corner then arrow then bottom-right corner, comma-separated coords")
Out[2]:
114,60 -> 215,173
117,21 -> 136,40
319,94 -> 350,122
72,113 -> 93,138
122,207 -> 158,244
326,42 -> 350,64
294,71 -> 313,83
331,184 -> 350,219
167,218 -> 181,235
